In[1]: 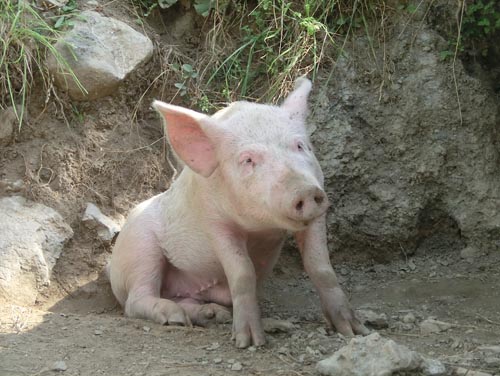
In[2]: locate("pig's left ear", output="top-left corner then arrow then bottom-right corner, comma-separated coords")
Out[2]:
281,77 -> 312,120
153,101 -> 219,177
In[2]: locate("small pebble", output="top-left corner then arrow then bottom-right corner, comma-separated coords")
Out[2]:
460,246 -> 480,260
277,346 -> 288,355
402,312 -> 416,323
357,309 -> 389,329
305,346 -> 315,355
317,327 -> 327,336
52,360 -> 67,372
206,342 -> 220,351
143,326 -> 151,332
213,358 -> 222,364
94,329 -> 103,336
408,259 -> 417,271
231,362 -> 243,371
420,318 -> 453,335
401,323 -> 414,331
247,346 -> 256,352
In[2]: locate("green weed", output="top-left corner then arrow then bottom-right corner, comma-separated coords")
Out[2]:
440,1 -> 500,60
195,0 -> 389,105
131,0 -> 214,17
132,0 -> 389,111
0,0 -> 83,129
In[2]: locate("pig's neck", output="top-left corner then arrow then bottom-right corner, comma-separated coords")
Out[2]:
172,167 -> 253,231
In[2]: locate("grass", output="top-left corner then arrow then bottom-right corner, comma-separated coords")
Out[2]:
0,0 -> 83,129
171,0 -> 390,110
125,0 -> 392,114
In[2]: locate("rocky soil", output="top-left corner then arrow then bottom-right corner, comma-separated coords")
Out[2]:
1,250 -> 500,375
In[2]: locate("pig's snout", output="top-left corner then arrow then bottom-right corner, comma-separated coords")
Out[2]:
290,186 -> 329,223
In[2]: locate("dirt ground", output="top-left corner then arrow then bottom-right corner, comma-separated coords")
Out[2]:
1,248 -> 500,376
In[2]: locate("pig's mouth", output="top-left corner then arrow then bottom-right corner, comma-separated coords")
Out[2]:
284,216 -> 313,230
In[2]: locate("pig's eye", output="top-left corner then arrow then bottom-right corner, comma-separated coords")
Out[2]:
297,141 -> 306,152
239,153 -> 256,167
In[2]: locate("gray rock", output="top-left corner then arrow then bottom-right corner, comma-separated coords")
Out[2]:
231,362 -> 243,371
316,332 -> 446,376
460,246 -> 480,260
422,358 -> 447,375
47,11 -> 153,100
420,318 -> 453,335
82,203 -> 121,242
52,360 -> 68,372
310,16 -> 500,259
402,312 -> 417,324
0,196 -> 73,305
0,106 -> 18,145
356,309 -> 389,329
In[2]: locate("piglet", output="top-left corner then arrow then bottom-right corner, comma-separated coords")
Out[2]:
109,78 -> 368,348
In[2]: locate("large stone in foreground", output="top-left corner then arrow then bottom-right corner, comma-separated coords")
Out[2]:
0,196 -> 73,305
316,332 -> 445,376
48,11 -> 153,100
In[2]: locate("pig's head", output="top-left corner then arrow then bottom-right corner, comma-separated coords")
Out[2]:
153,78 -> 328,231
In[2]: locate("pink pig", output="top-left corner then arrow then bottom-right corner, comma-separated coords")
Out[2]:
109,78 -> 368,348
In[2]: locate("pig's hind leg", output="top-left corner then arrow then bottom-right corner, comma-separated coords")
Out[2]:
110,230 -> 192,326
112,238 -> 230,327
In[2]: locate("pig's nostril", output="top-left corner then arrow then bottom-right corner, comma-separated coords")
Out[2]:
314,195 -> 324,205
295,200 -> 304,211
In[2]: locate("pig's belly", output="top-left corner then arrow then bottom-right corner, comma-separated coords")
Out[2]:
160,263 -> 233,307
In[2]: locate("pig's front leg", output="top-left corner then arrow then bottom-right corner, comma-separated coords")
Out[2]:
210,224 -> 265,348
295,215 -> 369,336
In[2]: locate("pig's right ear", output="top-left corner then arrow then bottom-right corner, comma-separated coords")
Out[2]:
281,77 -> 312,120
153,101 -> 218,177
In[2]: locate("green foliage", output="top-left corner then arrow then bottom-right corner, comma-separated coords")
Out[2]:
130,0 -> 387,110
441,1 -> 500,60
0,0 -> 82,128
53,0 -> 79,30
463,0 -> 500,37
131,0 -> 214,17
200,0 -> 383,104
173,63 -> 199,97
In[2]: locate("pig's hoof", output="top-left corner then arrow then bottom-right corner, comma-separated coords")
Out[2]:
194,303 -> 232,327
233,332 -> 265,349
167,311 -> 192,326
151,301 -> 191,326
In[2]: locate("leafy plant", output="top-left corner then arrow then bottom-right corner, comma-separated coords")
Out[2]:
463,0 -> 500,37
133,0 -> 389,111
53,0 -> 79,30
440,1 -> 500,60
173,63 -> 199,97
0,0 -> 83,128
199,0 -> 382,104
131,0 -> 214,17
